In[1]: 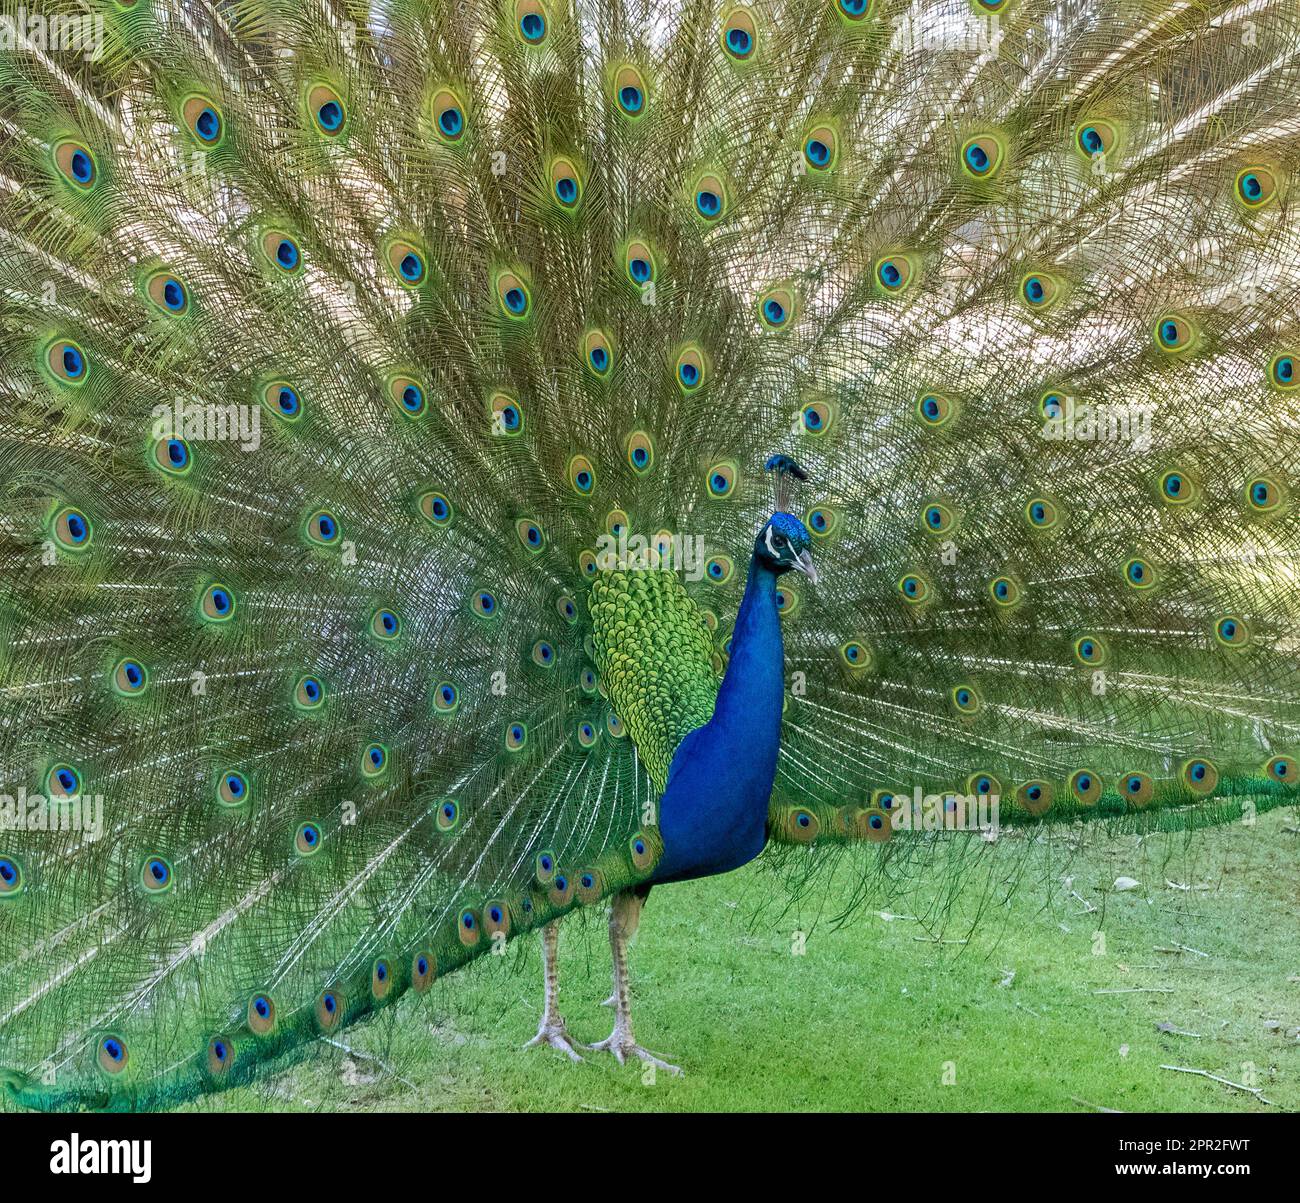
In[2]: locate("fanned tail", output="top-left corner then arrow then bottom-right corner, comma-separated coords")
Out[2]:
1,0 -> 1298,1112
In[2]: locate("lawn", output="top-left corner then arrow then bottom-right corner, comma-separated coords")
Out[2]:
188,807 -> 1298,1113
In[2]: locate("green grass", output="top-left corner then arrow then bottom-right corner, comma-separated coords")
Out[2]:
189,808 -> 1299,1113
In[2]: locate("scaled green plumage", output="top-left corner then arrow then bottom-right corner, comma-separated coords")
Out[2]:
590,569 -> 719,791
0,0 -> 1298,1109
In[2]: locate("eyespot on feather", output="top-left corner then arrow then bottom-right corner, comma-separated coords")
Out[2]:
262,380 -> 303,421
140,855 -> 173,894
260,230 -> 302,274
495,270 -> 531,318
457,908 -> 481,947
612,65 -> 648,119
1120,772 -> 1154,808
515,0 -> 550,44
1154,312 -> 1197,354
247,993 -> 277,1036
1180,758 -> 1218,795
53,139 -> 98,189
916,391 -> 955,428
47,764 -> 81,799
705,461 -> 737,498
361,743 -> 389,777
1015,780 -> 1053,817
757,285 -> 795,330
145,271 -> 189,315
305,509 -> 339,545
386,239 -> 427,287
549,154 -> 582,208
420,491 -> 453,526
52,505 -> 92,550
1266,756 -> 1296,786
96,1034 -> 129,1076
720,7 -> 758,60
584,329 -> 614,377
575,870 -> 604,905
960,133 -> 1005,179
803,123 -> 838,172
181,95 -> 225,147
411,951 -> 436,992
199,582 -> 236,622
218,771 -> 249,806
370,608 -> 401,640
307,84 -> 347,137
568,455 -> 596,495
294,675 -> 325,710
112,657 -> 148,696
295,820 -> 323,854
779,807 -> 820,843
433,797 -> 459,831
388,375 -> 427,418
1069,769 -> 1102,807
430,87 -> 467,142
206,1035 -> 235,1078
489,391 -> 524,435
45,338 -> 88,386
692,172 -> 728,221
1235,166 -> 1278,209
315,989 -> 345,1031
874,254 -> 914,295
675,345 -> 707,392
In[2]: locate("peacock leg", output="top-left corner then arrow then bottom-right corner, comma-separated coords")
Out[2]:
523,920 -> 583,1062
586,890 -> 682,1075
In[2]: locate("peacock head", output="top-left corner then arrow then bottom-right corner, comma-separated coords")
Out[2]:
755,512 -> 816,583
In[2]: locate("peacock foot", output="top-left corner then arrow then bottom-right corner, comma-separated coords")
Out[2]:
599,992 -> 616,1007
585,1027 -> 683,1075
524,1019 -> 584,1063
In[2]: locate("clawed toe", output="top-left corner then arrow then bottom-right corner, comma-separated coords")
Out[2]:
524,1022 -> 584,1063
585,1031 -> 683,1075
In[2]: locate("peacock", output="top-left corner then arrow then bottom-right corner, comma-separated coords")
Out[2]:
1,0 -> 1299,1110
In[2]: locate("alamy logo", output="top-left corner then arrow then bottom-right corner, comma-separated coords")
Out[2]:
0,6 -> 105,61
151,399 -> 261,453
50,1134 -> 152,1183
1041,397 -> 1154,450
891,786 -> 1000,837
595,529 -> 707,583
0,788 -> 104,842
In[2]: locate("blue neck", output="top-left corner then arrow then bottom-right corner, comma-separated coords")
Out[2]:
650,557 -> 785,884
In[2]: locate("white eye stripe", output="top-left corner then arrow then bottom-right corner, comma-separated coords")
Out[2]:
764,527 -> 780,558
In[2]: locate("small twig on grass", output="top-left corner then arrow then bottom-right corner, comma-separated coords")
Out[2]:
1160,1064 -> 1275,1106
1070,1095 -> 1125,1113
1153,941 -> 1209,958
912,935 -> 968,945
1093,987 -> 1176,995
321,1037 -> 419,1091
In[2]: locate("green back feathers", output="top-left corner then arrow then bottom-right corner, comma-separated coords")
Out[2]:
590,568 -> 721,792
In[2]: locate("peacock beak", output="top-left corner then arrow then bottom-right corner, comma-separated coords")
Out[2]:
793,548 -> 817,585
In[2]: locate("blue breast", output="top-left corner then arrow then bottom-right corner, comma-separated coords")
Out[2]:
650,559 -> 784,884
